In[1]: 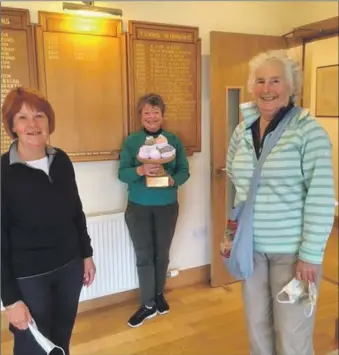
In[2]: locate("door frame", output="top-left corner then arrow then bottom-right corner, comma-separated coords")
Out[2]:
209,31 -> 286,287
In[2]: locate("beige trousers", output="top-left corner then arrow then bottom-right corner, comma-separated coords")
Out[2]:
242,252 -> 321,355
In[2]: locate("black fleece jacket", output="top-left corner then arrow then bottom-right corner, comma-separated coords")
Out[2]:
1,143 -> 93,306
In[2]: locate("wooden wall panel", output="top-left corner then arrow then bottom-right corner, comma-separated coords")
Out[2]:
0,7 -> 37,154
127,21 -> 201,155
35,11 -> 128,161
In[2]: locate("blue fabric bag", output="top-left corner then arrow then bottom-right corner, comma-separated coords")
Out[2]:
222,107 -> 302,280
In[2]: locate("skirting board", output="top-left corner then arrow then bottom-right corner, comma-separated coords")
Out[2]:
1,264 -> 210,331
78,264 -> 210,313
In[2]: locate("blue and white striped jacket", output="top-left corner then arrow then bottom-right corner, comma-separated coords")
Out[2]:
226,102 -> 335,264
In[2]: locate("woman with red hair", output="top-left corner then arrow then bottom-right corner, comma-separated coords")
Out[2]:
1,87 -> 96,355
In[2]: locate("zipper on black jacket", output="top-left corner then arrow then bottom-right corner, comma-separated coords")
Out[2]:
14,162 -> 53,183
30,167 -> 53,184
35,168 -> 53,184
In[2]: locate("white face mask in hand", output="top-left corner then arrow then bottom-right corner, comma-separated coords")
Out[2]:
276,278 -> 317,317
28,319 -> 65,355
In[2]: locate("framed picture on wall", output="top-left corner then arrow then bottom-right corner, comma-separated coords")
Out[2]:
315,64 -> 338,117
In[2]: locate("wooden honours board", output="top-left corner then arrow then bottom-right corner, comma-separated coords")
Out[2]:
1,8 -> 37,154
35,12 -> 128,161
127,21 -> 201,155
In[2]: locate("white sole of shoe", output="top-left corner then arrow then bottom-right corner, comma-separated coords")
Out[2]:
128,311 -> 157,328
157,310 -> 169,315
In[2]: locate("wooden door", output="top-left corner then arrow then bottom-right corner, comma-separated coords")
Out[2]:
210,32 -> 286,287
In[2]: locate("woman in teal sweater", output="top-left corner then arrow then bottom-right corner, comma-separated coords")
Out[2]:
118,93 -> 190,327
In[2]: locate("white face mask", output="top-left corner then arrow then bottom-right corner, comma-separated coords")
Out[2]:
28,319 -> 65,355
276,278 -> 317,317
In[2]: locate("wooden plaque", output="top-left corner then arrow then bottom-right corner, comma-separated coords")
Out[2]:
1,7 -> 37,154
35,11 -> 128,161
127,21 -> 201,155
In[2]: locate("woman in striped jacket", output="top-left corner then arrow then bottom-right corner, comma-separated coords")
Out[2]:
226,50 -> 335,355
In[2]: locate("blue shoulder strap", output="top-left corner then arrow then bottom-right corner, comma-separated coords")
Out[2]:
246,106 -> 302,205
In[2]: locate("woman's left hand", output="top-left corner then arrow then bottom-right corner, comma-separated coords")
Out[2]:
168,176 -> 175,186
83,257 -> 96,287
295,259 -> 317,283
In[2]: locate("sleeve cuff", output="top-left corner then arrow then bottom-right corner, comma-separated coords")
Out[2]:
129,168 -> 143,183
298,245 -> 325,265
81,242 -> 93,258
1,287 -> 23,308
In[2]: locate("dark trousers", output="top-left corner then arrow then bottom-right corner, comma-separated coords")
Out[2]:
10,258 -> 84,355
125,201 -> 179,307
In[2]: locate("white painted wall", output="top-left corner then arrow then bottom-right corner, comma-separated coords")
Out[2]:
282,1 -> 338,30
2,1 -> 337,272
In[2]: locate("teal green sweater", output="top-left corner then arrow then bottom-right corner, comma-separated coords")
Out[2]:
118,130 -> 190,205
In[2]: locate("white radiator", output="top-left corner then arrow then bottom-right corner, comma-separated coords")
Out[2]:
0,212 -> 137,311
79,212 -> 139,302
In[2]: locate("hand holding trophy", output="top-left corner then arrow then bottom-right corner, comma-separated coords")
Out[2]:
137,134 -> 176,187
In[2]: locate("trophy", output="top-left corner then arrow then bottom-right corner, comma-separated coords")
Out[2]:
137,135 -> 176,188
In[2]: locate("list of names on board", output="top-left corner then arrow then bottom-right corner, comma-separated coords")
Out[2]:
1,9 -> 202,158
0,8 -> 36,154
128,22 -> 201,154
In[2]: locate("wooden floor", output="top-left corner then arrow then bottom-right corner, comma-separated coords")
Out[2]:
1,230 -> 338,355
323,222 -> 339,284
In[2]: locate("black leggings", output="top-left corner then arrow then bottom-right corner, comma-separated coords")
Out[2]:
10,258 -> 84,355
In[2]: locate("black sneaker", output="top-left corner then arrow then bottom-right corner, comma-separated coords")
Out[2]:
155,293 -> 169,315
127,305 -> 157,327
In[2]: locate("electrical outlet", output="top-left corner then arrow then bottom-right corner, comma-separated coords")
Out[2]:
167,269 -> 179,278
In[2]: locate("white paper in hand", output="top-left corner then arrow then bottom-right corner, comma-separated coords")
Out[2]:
28,319 -> 65,355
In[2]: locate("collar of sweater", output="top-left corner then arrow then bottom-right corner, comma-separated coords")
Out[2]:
239,99 -> 306,129
9,140 -> 56,165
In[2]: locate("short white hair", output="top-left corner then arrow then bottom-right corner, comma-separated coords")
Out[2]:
247,49 -> 303,101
